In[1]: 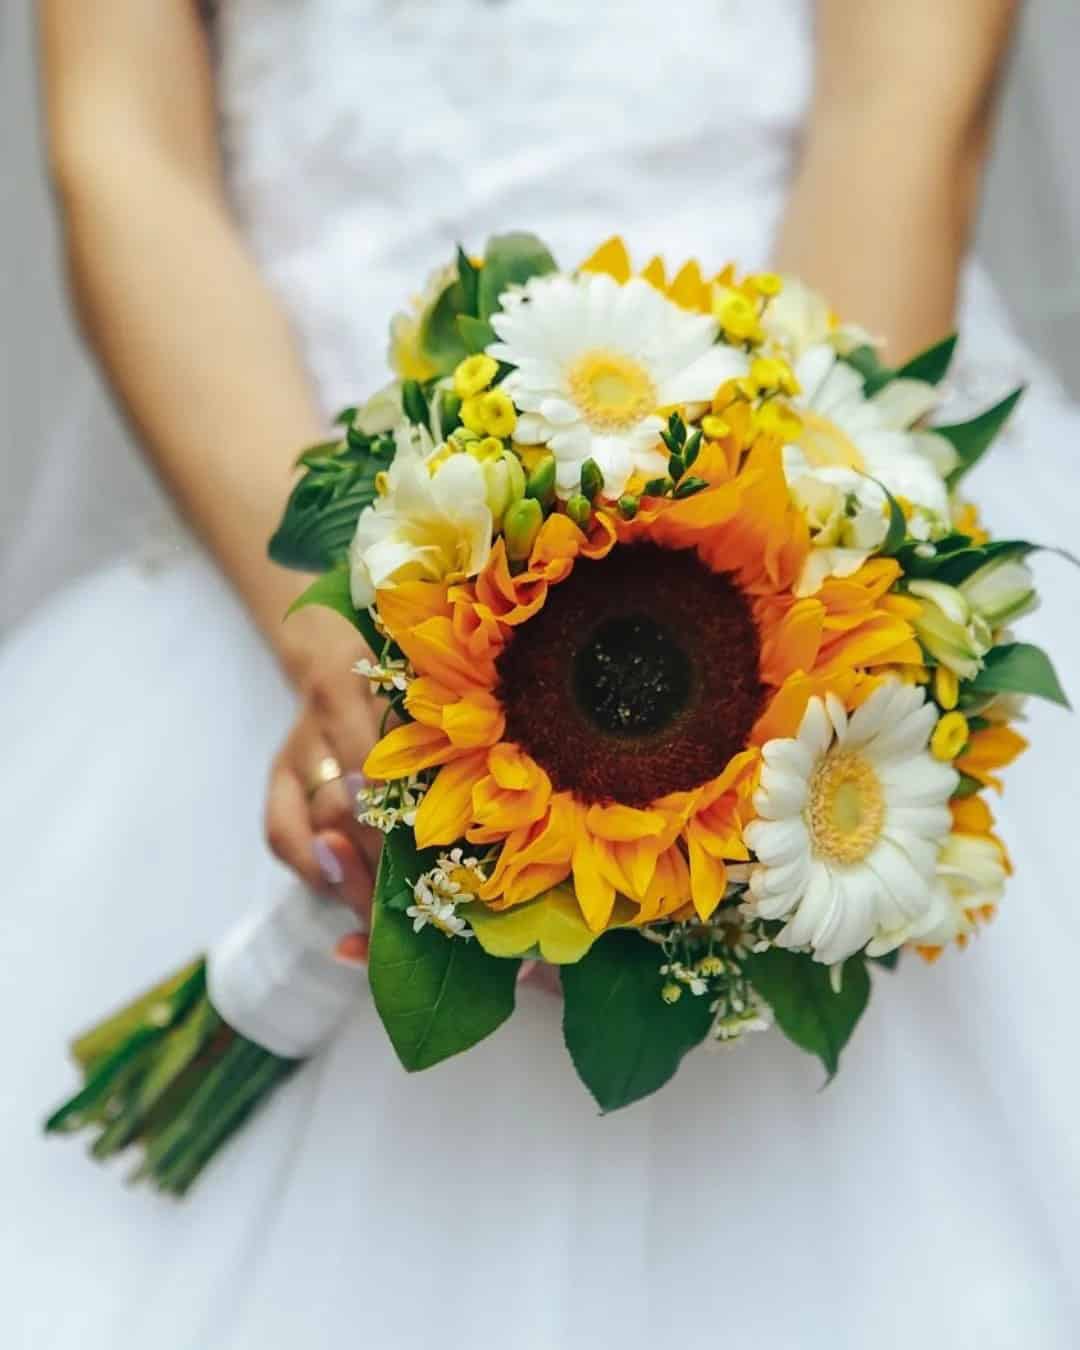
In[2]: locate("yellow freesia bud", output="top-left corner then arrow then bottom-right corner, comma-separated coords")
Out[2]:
453,353 -> 498,399
934,666 -> 960,711
930,711 -> 970,762
473,449 -> 525,529
461,389 -> 517,439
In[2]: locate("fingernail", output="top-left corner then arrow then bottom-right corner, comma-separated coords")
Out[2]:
344,771 -> 367,800
333,933 -> 369,966
312,836 -> 345,886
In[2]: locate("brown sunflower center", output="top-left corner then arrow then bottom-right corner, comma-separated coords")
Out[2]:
495,543 -> 765,807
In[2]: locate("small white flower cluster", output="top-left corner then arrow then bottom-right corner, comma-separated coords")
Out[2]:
709,988 -> 774,1045
354,655 -> 411,694
353,776 -> 425,833
405,849 -> 487,940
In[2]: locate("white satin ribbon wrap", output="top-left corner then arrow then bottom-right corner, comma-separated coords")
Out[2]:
207,881 -> 363,1059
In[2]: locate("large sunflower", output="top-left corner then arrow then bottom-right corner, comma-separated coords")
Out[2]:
364,441 -> 920,933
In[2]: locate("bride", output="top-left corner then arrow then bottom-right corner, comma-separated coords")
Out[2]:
6,1 -> 1079,1345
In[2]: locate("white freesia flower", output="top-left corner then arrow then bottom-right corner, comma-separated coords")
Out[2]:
779,345 -> 953,593
348,423 -> 492,608
488,272 -> 747,498
914,832 -> 1008,952
744,683 -> 957,965
762,276 -> 872,358
907,579 -> 993,680
960,556 -> 1038,628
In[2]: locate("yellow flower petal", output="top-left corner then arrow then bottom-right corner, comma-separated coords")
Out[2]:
579,236 -> 632,284
414,751 -> 489,848
363,722 -> 454,780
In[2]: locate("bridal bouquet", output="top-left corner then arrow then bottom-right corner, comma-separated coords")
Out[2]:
47,234 -> 1069,1193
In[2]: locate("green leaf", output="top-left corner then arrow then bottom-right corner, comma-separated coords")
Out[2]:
456,245 -> 480,316
477,232 -> 558,321
896,334 -> 957,386
869,949 -> 901,971
744,948 -> 870,1078
864,476 -> 907,556
952,772 -> 985,798
970,642 -> 1070,708
376,827 -> 434,913
560,931 -> 713,1112
284,563 -> 382,653
419,277 -> 471,374
456,314 -> 497,355
401,379 -> 429,427
941,387 -> 1025,488
843,344 -> 894,396
269,436 -> 392,573
368,898 -> 520,1073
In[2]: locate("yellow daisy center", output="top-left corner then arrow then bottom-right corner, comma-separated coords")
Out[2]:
566,349 -> 657,431
795,409 -> 867,472
807,750 -> 886,865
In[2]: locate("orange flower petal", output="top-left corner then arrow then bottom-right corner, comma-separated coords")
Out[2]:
414,751 -> 489,848
584,802 -> 667,842
363,722 -> 454,780
441,689 -> 506,749
374,581 -> 452,642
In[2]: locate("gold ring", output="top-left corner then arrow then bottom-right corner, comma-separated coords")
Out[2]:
306,755 -> 344,801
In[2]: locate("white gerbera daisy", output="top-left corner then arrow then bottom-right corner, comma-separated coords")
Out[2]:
348,423 -> 492,608
744,682 -> 957,965
488,272 -> 747,499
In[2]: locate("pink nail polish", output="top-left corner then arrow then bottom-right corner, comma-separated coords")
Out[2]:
312,837 -> 344,885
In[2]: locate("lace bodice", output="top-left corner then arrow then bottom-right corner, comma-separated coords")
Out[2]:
214,0 -> 813,416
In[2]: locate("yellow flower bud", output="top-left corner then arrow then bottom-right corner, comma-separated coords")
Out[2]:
461,390 -> 517,439
712,287 -> 764,343
934,666 -> 960,711
755,401 -> 802,440
374,470 -> 390,496
930,711 -> 969,762
746,271 -> 782,298
660,982 -> 683,1005
453,353 -> 498,399
474,450 -> 526,529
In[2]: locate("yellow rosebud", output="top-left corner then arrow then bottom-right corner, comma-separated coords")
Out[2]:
930,711 -> 970,762
453,353 -> 498,399
934,666 -> 960,711
701,414 -> 731,440
461,390 -> 517,439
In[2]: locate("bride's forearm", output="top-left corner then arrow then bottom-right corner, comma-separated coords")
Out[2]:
773,0 -> 1019,361
40,0 -> 328,675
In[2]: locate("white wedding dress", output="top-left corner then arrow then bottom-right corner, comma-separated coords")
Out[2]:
3,2 -> 1080,1346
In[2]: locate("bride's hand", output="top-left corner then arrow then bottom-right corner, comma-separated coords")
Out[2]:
265,607 -> 384,932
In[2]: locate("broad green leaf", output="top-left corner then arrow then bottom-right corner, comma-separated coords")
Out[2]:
842,344 -> 894,396
744,947 -> 870,1078
456,245 -> 480,317
284,563 -> 381,654
561,931 -> 713,1112
477,232 -> 558,321
269,437 -> 392,573
375,827 -> 435,914
869,949 -> 901,971
970,642 -> 1070,708
942,387 -> 1025,488
368,900 -> 520,1072
897,334 -> 957,386
457,314 -> 497,355
466,889 -> 637,965
928,539 -> 1036,587
419,277 -> 470,373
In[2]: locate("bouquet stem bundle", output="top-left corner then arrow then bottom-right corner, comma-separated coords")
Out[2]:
45,960 -> 297,1195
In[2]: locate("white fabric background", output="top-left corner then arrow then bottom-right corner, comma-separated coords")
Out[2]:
2,0 -> 1079,634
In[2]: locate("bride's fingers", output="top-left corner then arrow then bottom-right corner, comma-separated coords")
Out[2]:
313,828 -> 375,919
265,761 -> 329,892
